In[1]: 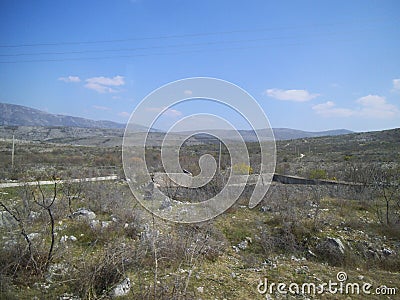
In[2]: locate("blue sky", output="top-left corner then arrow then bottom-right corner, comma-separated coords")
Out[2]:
0,0 -> 399,132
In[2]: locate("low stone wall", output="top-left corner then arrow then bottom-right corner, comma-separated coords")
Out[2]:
156,181 -> 364,205
151,173 -> 367,204
153,172 -> 361,187
272,174 -> 358,186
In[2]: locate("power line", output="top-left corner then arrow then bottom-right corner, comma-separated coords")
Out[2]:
0,29 -> 367,57
0,17 -> 390,64
0,18 -> 386,48
0,37 -> 359,64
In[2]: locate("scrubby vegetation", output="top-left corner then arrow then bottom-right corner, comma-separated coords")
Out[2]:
0,128 -> 399,299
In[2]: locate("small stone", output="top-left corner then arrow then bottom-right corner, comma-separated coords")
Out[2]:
29,211 -> 40,221
291,255 -> 301,262
112,277 -> 131,297
27,232 -> 39,240
60,235 -> 69,243
90,220 -> 100,229
306,249 -> 317,259
382,248 -> 394,256
73,208 -> 96,220
101,221 -> 111,228
260,206 -> 272,212
58,293 -> 80,300
237,240 -> 248,250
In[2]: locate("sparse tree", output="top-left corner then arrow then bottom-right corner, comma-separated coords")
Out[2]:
0,179 -> 59,276
372,167 -> 400,225
0,199 -> 39,274
30,181 -> 57,270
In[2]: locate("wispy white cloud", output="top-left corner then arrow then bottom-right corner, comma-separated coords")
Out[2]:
85,82 -> 115,93
356,95 -> 398,118
165,109 -> 182,117
84,75 -> 125,93
118,111 -> 130,118
265,88 -> 320,102
313,95 -> 399,119
58,76 -> 81,83
145,107 -> 182,117
92,105 -> 111,111
87,76 -> 124,86
392,78 -> 400,91
312,101 -> 354,117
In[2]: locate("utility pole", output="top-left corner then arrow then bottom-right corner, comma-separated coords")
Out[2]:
218,140 -> 222,174
11,135 -> 15,169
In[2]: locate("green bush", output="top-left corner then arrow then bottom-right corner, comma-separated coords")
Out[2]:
232,163 -> 253,175
309,169 -> 328,180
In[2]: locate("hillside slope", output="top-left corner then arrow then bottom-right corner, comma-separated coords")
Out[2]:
0,102 -> 125,129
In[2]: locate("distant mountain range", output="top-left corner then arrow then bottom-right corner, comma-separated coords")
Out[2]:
262,128 -> 352,140
0,102 -> 353,143
179,128 -> 352,142
0,102 -> 126,129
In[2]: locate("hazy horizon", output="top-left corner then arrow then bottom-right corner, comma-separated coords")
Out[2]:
2,101 -> 400,134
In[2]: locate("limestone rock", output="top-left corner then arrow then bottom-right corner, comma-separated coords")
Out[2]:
112,277 -> 131,297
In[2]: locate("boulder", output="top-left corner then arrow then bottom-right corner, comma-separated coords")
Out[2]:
327,237 -> 345,254
315,236 -> 346,265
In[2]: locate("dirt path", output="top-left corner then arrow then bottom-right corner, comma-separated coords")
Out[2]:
0,175 -> 118,188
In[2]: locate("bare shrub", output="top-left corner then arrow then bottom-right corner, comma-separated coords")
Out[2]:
0,180 -> 62,277
260,223 -> 298,255
133,220 -> 226,299
67,241 -> 134,299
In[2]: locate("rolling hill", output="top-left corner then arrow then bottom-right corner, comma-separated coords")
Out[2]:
0,102 -> 126,129
0,102 -> 353,144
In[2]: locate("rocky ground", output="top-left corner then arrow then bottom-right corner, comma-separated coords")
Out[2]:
0,180 -> 399,299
